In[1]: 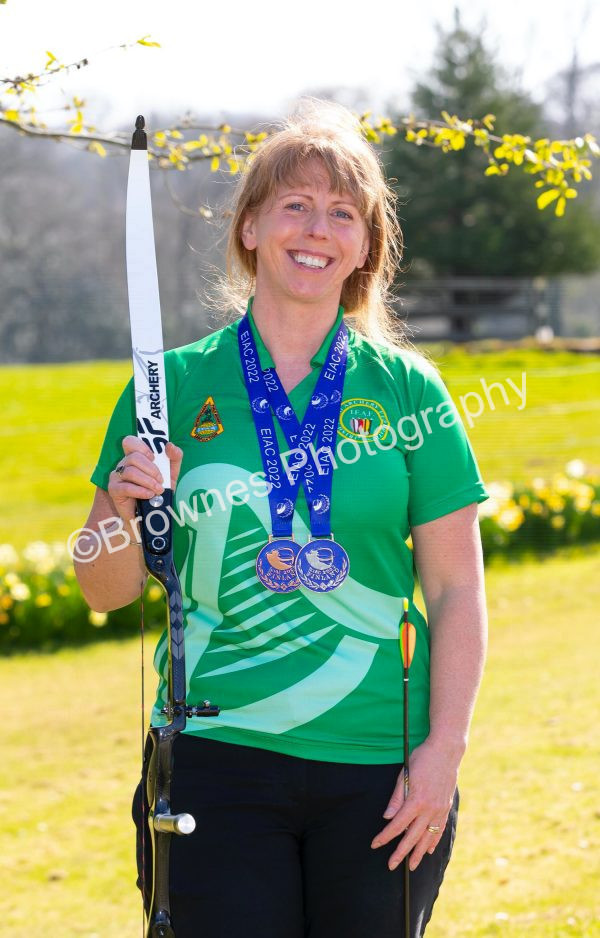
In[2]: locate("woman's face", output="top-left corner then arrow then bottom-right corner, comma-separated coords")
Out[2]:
241,159 -> 370,309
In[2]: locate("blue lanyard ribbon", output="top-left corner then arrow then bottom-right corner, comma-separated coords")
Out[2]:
237,315 -> 348,539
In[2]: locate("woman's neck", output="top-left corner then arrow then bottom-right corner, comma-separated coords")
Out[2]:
250,291 -> 340,370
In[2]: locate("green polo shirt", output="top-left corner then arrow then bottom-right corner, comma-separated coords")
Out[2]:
91,301 -> 488,764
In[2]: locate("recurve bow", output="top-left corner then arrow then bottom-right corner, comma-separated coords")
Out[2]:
125,114 -> 219,938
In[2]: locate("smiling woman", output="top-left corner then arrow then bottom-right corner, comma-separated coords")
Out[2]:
213,97 -> 408,351
75,96 -> 489,938
238,159 -> 371,365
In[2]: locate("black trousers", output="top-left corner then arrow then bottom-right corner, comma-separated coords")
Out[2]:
133,734 -> 459,938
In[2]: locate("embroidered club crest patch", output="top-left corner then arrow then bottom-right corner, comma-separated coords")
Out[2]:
190,396 -> 224,442
338,397 -> 390,443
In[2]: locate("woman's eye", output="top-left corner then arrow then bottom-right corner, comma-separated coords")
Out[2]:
284,202 -> 352,218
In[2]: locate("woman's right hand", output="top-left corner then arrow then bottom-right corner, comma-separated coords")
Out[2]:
107,435 -> 184,522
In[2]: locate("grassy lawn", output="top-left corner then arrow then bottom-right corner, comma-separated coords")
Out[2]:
2,347 -> 600,549
1,543 -> 599,937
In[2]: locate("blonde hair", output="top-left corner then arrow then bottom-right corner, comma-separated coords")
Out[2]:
209,97 -> 413,350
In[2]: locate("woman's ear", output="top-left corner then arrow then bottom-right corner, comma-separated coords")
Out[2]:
241,213 -> 257,251
357,237 -> 370,269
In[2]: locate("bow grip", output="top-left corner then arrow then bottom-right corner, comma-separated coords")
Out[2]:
138,489 -> 174,556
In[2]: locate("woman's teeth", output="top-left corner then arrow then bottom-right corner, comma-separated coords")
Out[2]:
290,252 -> 329,269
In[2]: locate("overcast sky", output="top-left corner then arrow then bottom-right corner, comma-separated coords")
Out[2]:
1,0 -> 598,130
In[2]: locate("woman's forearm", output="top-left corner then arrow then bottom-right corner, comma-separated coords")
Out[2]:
424,583 -> 488,762
74,517 -> 148,612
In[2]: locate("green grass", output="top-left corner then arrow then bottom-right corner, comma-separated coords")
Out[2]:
431,346 -> 600,487
2,348 -> 600,550
1,544 -> 599,936
4,360 -> 131,550
427,545 -> 600,937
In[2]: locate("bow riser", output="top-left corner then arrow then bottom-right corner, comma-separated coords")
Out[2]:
145,725 -> 179,938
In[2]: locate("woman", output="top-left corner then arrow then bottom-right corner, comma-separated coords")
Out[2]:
75,98 -> 489,937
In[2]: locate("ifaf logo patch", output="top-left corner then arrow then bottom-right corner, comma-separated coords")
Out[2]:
338,397 -> 390,443
190,396 -> 224,442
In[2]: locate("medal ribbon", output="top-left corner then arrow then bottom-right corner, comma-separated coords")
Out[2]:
237,315 -> 348,539
238,321 -> 300,538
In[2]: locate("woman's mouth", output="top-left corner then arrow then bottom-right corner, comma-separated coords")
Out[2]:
288,251 -> 333,271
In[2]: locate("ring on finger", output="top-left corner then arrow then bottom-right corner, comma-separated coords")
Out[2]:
115,461 -> 126,475
427,824 -> 441,833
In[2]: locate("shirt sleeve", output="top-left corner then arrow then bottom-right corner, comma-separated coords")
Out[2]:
403,357 -> 489,528
90,376 -> 137,491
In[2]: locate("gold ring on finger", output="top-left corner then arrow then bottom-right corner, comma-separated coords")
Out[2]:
427,825 -> 441,833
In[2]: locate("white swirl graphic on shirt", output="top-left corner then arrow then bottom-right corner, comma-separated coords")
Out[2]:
151,463 -> 417,736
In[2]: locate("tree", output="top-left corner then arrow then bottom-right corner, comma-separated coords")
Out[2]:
383,9 -> 600,279
1,34 -> 598,223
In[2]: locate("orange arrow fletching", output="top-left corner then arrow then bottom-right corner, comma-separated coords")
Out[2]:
400,621 -> 416,668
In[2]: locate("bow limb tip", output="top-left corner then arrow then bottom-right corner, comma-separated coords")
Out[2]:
132,115 -> 147,150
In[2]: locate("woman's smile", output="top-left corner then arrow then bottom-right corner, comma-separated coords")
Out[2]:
287,250 -> 334,270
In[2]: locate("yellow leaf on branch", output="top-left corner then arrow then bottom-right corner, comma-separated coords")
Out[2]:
537,188 -> 560,210
88,141 -> 106,157
450,131 -> 466,150
584,134 -> 599,156
69,110 -> 84,133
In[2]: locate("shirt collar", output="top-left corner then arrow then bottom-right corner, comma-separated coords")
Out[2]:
244,295 -> 345,370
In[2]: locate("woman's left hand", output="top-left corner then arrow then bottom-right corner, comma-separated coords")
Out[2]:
370,737 -> 460,871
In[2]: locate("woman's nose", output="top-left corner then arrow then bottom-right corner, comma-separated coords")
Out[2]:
304,208 -> 330,238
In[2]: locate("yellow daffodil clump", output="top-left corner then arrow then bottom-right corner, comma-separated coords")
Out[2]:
477,463 -> 599,557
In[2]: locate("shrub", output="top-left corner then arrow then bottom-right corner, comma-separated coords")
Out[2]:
479,463 -> 600,558
0,541 -> 166,653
